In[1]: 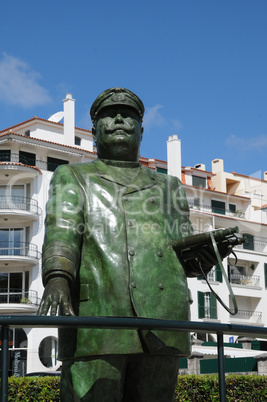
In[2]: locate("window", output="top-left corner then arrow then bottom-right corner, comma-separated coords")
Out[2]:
19,151 -> 36,166
229,204 -> 236,214
194,197 -> 200,207
47,156 -> 69,172
75,136 -> 81,146
0,150 -> 11,162
0,228 -> 24,255
157,167 -> 167,174
0,271 -> 29,303
243,233 -> 254,250
211,200 -> 225,215
198,291 -> 217,319
24,130 -> 30,137
0,185 -> 25,209
192,175 -> 206,188
265,263 -> 267,288
39,337 -> 58,368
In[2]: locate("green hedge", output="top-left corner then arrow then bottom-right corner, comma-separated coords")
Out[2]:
175,375 -> 267,401
3,374 -> 267,401
7,376 -> 60,401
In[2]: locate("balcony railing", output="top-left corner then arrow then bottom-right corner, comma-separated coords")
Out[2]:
0,242 -> 41,260
1,317 -> 267,402
188,202 -> 245,219
0,196 -> 40,215
229,274 -> 260,287
0,289 -> 40,305
231,309 -> 262,324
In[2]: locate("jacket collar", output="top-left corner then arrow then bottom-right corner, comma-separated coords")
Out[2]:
92,159 -> 157,193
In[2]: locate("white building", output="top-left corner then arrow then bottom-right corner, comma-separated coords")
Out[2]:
0,95 -> 267,375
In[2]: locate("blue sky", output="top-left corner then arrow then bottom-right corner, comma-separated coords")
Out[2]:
0,1 -> 267,177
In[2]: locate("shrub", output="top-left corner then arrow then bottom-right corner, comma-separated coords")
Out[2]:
7,376 -> 60,401
176,374 -> 267,401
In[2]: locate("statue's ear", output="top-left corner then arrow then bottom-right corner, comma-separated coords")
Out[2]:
141,126 -> 144,141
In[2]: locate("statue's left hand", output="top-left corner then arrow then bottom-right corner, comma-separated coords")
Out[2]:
38,277 -> 75,316
185,241 -> 233,277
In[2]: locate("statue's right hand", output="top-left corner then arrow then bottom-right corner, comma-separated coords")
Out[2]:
37,277 -> 75,317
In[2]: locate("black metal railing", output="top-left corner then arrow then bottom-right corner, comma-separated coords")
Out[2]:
0,289 -> 40,305
229,274 -> 260,287
230,309 -> 262,323
0,242 -> 41,260
1,317 -> 267,402
0,196 -> 40,215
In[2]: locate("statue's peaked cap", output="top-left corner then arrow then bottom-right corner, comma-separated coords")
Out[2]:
90,88 -> 144,123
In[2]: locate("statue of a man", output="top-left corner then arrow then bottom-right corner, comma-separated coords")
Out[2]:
38,88 -> 218,401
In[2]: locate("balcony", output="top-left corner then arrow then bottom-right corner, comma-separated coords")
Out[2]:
0,289 -> 40,314
0,196 -> 41,224
229,274 -> 260,288
189,202 -> 245,219
230,309 -> 262,325
0,242 -> 41,267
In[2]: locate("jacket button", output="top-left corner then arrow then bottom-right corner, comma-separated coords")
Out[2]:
157,251 -> 163,257
131,282 -> 136,288
159,283 -> 164,290
129,249 -> 135,256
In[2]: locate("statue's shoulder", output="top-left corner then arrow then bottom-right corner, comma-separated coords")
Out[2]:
67,160 -> 98,174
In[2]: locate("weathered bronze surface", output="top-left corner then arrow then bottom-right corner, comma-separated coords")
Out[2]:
38,88 -> 233,401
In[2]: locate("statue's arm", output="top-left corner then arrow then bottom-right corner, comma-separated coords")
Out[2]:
38,165 -> 84,316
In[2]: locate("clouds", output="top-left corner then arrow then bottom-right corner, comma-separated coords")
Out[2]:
226,134 -> 267,153
143,104 -> 182,132
143,104 -> 165,128
0,53 -> 51,108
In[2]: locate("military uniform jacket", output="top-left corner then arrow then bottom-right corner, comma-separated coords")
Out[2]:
42,159 -> 194,359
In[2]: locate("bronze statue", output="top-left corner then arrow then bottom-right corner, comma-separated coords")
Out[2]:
38,88 -> 235,401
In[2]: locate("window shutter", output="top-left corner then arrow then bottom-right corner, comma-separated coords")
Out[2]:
198,291 -> 205,318
215,264 -> 223,283
210,292 -> 217,319
211,200 -> 225,215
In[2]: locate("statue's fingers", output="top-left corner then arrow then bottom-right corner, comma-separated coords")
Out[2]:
62,302 -> 75,316
38,299 -> 51,316
50,301 -> 58,316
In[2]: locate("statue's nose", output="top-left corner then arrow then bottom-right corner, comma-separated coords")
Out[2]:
114,113 -> 123,123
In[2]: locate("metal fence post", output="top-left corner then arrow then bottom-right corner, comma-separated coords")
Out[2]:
1,325 -> 9,402
217,332 -> 226,402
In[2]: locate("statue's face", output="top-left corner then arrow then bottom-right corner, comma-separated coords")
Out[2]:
94,105 -> 143,161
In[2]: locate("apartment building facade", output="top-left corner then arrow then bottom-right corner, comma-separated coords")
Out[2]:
0,95 -> 266,375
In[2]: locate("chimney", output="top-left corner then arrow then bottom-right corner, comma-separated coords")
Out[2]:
167,135 -> 181,180
63,94 -> 75,146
